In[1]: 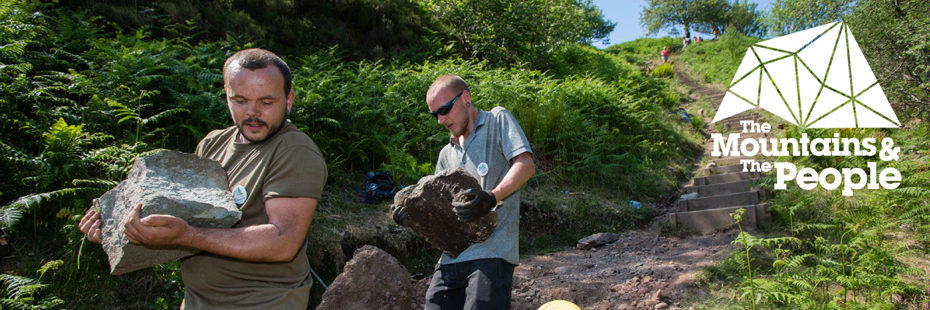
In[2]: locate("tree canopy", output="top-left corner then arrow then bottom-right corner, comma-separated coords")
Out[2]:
422,0 -> 615,67
641,0 -> 703,38
848,0 -> 930,117
763,0 -> 857,36
640,0 -> 765,39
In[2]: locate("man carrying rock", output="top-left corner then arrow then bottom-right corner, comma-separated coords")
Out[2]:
394,74 -> 535,309
78,48 -> 327,309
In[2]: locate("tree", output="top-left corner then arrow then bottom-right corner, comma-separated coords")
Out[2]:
641,0 -> 764,39
726,1 -> 766,37
847,0 -> 929,118
641,0 -> 706,39
692,0 -> 731,34
423,0 -> 615,67
763,0 -> 857,36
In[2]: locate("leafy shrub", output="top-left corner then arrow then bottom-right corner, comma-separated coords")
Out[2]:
679,33 -> 759,86
52,0 -> 450,60
545,44 -> 636,81
291,51 -> 694,193
652,63 -> 674,79
605,37 -> 679,64
0,260 -> 64,309
847,0 -> 930,119
421,0 -> 614,68
0,4 -> 239,308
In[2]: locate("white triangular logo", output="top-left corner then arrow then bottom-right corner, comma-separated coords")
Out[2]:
712,21 -> 901,128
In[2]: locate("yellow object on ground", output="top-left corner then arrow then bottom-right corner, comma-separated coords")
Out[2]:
538,300 -> 582,310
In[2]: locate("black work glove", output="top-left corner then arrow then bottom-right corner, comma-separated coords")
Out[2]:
391,204 -> 409,226
452,188 -> 497,222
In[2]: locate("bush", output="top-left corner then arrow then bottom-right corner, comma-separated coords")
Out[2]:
652,63 -> 674,79
291,51 -> 695,194
544,44 -> 636,81
847,0 -> 930,119
605,37 -> 680,64
422,0 -> 614,68
678,33 -> 759,86
51,0 -> 450,60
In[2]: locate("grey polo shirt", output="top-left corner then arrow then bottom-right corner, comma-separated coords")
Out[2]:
435,106 -> 532,265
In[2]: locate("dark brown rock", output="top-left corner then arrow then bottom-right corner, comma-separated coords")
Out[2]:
317,245 -> 415,310
393,168 -> 495,258
94,150 -> 241,275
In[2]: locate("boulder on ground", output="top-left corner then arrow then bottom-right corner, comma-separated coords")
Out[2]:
393,169 -> 496,258
577,232 -> 621,250
95,150 -> 241,275
317,245 -> 416,310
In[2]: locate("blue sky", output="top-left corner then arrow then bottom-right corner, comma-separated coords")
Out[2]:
591,0 -> 777,48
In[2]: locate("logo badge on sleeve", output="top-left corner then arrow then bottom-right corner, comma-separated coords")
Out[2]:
477,162 -> 489,177
232,185 -> 248,205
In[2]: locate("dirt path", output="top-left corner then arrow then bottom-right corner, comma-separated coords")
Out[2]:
674,65 -> 726,107
507,61 -> 738,310
511,230 -> 736,310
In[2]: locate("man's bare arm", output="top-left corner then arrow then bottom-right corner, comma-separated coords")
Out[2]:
124,197 -> 317,263
490,152 -> 535,201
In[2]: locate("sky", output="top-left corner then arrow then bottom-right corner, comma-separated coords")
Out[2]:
591,0 -> 777,48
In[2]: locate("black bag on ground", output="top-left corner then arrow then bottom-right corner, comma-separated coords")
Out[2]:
363,171 -> 397,204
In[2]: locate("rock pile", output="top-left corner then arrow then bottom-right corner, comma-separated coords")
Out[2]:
317,245 -> 416,310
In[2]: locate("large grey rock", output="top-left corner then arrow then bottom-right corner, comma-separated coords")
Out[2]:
393,168 -> 496,258
317,245 -> 416,310
577,232 -> 621,250
94,150 -> 241,275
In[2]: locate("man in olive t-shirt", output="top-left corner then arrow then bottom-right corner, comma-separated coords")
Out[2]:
79,48 -> 327,309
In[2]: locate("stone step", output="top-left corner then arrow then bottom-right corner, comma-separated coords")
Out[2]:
703,132 -> 772,145
716,122 -> 754,131
677,190 -> 763,212
692,171 -> 761,186
718,119 -> 759,128
700,163 -> 745,176
666,204 -> 771,234
710,158 -> 755,167
716,111 -> 758,120
683,179 -> 754,197
703,152 -> 758,160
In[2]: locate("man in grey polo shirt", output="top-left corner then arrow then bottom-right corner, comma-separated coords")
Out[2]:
394,74 -> 535,309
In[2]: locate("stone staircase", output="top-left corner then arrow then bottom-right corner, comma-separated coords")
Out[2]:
665,110 -> 772,234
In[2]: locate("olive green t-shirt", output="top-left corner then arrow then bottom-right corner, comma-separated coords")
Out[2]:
181,120 -> 326,309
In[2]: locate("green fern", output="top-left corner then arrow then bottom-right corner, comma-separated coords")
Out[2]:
0,271 -> 64,310
0,206 -> 23,229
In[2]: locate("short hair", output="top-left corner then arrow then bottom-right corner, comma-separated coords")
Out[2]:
427,74 -> 470,99
223,48 -> 292,96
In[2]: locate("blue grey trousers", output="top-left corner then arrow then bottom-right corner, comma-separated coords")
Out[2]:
425,258 -> 515,310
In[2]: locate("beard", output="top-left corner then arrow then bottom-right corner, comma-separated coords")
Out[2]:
238,113 -> 287,143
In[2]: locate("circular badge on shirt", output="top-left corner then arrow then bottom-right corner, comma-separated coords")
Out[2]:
232,185 -> 247,205
477,162 -> 489,177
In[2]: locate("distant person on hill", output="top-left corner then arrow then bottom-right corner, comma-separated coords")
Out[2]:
682,36 -> 689,49
392,74 -> 535,309
661,46 -> 669,63
79,48 -> 327,309
713,25 -> 720,39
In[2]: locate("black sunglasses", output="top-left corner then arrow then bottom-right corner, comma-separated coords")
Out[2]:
429,90 -> 464,117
